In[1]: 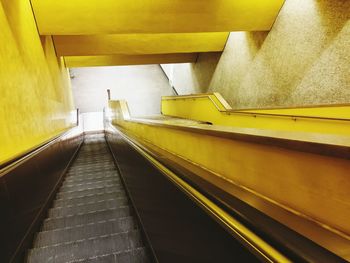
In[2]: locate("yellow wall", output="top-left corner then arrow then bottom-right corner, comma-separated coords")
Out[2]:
0,0 -> 75,165
161,94 -> 350,136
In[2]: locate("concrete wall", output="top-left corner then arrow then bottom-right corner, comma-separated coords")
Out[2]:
165,0 -> 350,109
70,65 -> 174,116
0,0 -> 75,164
161,52 -> 221,94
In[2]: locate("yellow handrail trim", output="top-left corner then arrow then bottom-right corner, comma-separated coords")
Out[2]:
161,93 -> 350,135
115,127 -> 292,263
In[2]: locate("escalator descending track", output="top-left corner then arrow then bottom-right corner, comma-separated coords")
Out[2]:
26,132 -> 263,262
26,134 -> 151,263
106,130 -> 260,263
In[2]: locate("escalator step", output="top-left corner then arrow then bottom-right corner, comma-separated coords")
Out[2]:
54,191 -> 126,207
34,218 -> 138,247
69,247 -> 149,263
76,155 -> 110,159
56,185 -> 123,199
67,166 -> 116,174
68,162 -> 115,170
56,186 -> 124,199
27,230 -> 143,263
73,159 -> 112,165
28,135 -> 149,262
64,171 -> 117,181
64,172 -> 117,182
72,161 -> 113,167
49,198 -> 129,217
60,179 -> 120,191
73,155 -> 111,160
42,208 -> 132,231
77,153 -> 108,157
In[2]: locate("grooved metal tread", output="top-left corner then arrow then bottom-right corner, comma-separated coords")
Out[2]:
48,198 -> 129,218
27,134 -> 150,263
64,171 -> 117,179
60,179 -> 121,192
54,191 -> 126,207
64,173 -> 118,183
53,196 -> 127,209
67,247 -> 149,263
56,185 -> 123,199
27,230 -> 144,263
42,209 -> 132,231
34,219 -> 138,247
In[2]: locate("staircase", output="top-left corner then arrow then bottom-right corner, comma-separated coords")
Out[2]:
26,134 -> 150,263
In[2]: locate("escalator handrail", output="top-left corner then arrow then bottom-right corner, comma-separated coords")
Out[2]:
0,126 -> 78,176
109,124 -> 292,263
162,93 -> 350,122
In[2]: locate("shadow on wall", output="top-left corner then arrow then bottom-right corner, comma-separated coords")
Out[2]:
189,52 -> 222,93
207,0 -> 350,109
164,52 -> 222,95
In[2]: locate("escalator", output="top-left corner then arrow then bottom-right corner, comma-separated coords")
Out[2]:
2,93 -> 348,262
26,134 -> 151,262
25,133 -> 259,263
103,95 -> 350,262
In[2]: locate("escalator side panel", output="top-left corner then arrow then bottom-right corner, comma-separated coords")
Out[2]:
106,130 -> 259,263
0,133 -> 83,263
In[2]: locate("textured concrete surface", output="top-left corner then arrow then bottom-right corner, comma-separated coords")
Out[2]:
168,0 -> 350,109
161,52 -> 222,94
71,65 -> 174,116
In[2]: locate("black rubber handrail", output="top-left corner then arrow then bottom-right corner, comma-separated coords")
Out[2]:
0,109 -> 80,173
0,127 -> 77,175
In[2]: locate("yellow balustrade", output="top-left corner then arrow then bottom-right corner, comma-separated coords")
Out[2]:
108,98 -> 350,260
161,93 -> 350,136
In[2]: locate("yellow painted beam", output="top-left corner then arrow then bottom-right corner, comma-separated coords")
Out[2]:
31,0 -> 285,35
64,53 -> 199,68
161,93 -> 350,136
54,33 -> 229,56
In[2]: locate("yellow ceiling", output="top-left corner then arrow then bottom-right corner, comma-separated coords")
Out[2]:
31,0 -> 285,35
64,53 -> 200,68
30,0 -> 285,67
54,33 -> 229,56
